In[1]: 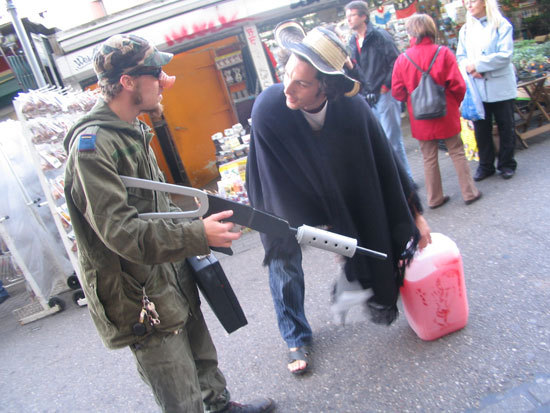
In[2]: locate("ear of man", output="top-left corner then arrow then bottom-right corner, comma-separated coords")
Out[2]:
119,74 -> 137,92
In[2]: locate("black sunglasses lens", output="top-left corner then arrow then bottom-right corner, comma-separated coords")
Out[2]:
129,67 -> 162,78
151,68 -> 162,78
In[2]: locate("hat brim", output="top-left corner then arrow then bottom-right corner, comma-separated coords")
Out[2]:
150,50 -> 173,68
275,21 -> 360,96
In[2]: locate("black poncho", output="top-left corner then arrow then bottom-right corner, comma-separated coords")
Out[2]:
246,83 -> 421,324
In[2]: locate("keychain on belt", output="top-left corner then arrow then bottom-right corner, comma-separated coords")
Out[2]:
133,287 -> 160,336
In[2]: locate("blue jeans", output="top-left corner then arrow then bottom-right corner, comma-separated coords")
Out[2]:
268,247 -> 312,348
0,280 -> 8,298
372,92 -> 414,180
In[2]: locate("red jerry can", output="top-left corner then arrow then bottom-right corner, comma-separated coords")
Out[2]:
401,233 -> 469,340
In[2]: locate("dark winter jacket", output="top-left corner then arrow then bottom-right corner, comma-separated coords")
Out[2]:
348,23 -> 401,102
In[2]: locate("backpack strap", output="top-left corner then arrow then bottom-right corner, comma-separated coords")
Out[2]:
404,45 -> 442,75
404,51 -> 423,73
426,46 -> 442,75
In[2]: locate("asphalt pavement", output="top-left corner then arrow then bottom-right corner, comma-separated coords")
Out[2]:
1,115 -> 549,413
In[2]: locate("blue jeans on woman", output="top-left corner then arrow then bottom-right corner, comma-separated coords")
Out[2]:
0,280 -> 9,304
268,247 -> 312,348
372,92 -> 414,181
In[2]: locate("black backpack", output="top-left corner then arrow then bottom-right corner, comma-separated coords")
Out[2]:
404,46 -> 447,120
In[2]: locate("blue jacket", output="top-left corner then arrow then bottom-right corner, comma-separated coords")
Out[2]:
456,16 -> 517,102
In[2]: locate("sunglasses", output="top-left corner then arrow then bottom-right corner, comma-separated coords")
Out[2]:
127,66 -> 162,79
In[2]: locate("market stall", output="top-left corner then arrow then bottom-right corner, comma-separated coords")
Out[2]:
0,117 -> 78,323
514,74 -> 550,146
512,39 -> 550,147
8,87 -> 99,321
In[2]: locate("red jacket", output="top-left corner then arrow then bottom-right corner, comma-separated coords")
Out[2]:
392,37 -> 466,141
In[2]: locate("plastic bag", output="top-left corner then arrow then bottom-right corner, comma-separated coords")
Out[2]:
460,117 -> 479,161
461,74 -> 485,121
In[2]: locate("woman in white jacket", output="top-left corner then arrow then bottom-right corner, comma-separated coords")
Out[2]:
456,0 -> 517,181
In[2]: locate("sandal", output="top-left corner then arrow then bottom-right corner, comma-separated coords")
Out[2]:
287,346 -> 310,375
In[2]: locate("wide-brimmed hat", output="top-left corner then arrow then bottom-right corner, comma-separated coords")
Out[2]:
274,20 -> 360,97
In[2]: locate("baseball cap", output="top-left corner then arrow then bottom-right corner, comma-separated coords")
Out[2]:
93,34 -> 173,87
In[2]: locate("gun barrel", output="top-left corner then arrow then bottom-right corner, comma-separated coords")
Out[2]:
295,225 -> 386,260
355,245 -> 387,260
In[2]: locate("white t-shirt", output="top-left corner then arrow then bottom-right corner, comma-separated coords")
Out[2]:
300,100 -> 328,131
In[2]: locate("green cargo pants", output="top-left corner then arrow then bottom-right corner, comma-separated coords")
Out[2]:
130,308 -> 229,413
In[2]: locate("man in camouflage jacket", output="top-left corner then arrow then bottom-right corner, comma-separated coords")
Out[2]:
63,34 -> 274,413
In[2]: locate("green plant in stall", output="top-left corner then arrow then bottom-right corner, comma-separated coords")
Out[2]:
513,40 -> 550,75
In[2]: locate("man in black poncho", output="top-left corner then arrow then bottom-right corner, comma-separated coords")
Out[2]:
245,21 -> 431,375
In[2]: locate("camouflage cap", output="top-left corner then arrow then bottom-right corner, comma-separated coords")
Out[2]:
93,34 -> 173,86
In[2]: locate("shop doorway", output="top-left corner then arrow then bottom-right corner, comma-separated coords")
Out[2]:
161,37 -> 239,188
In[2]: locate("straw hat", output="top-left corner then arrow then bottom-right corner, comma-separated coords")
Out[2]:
274,20 -> 360,97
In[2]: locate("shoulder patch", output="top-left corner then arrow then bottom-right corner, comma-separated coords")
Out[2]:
78,125 -> 100,152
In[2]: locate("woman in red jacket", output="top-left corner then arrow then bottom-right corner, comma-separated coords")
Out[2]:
392,14 -> 481,208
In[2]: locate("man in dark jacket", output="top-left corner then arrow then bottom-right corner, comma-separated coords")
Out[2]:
64,33 -> 274,413
246,21 -> 431,376
345,0 -> 414,181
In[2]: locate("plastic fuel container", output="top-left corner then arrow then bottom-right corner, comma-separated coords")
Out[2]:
400,233 -> 469,340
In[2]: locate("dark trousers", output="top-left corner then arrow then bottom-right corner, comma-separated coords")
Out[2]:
473,99 -> 517,173
129,309 -> 228,413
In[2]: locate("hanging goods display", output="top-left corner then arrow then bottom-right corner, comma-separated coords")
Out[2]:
394,0 -> 418,19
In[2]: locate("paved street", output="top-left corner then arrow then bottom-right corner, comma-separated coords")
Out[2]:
1,119 -> 549,413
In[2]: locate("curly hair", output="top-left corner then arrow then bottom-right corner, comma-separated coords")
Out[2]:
316,71 -> 353,100
99,81 -> 123,102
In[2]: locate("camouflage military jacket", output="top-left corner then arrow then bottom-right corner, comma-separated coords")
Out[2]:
63,99 -> 210,349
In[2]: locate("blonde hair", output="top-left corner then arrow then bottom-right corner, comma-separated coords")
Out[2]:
466,0 -> 505,30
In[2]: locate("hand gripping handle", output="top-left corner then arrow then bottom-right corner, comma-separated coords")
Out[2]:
120,176 -> 209,219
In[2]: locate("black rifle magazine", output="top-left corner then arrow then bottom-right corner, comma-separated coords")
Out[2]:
187,253 -> 248,333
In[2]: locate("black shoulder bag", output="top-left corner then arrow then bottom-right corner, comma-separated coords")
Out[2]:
187,253 -> 248,334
